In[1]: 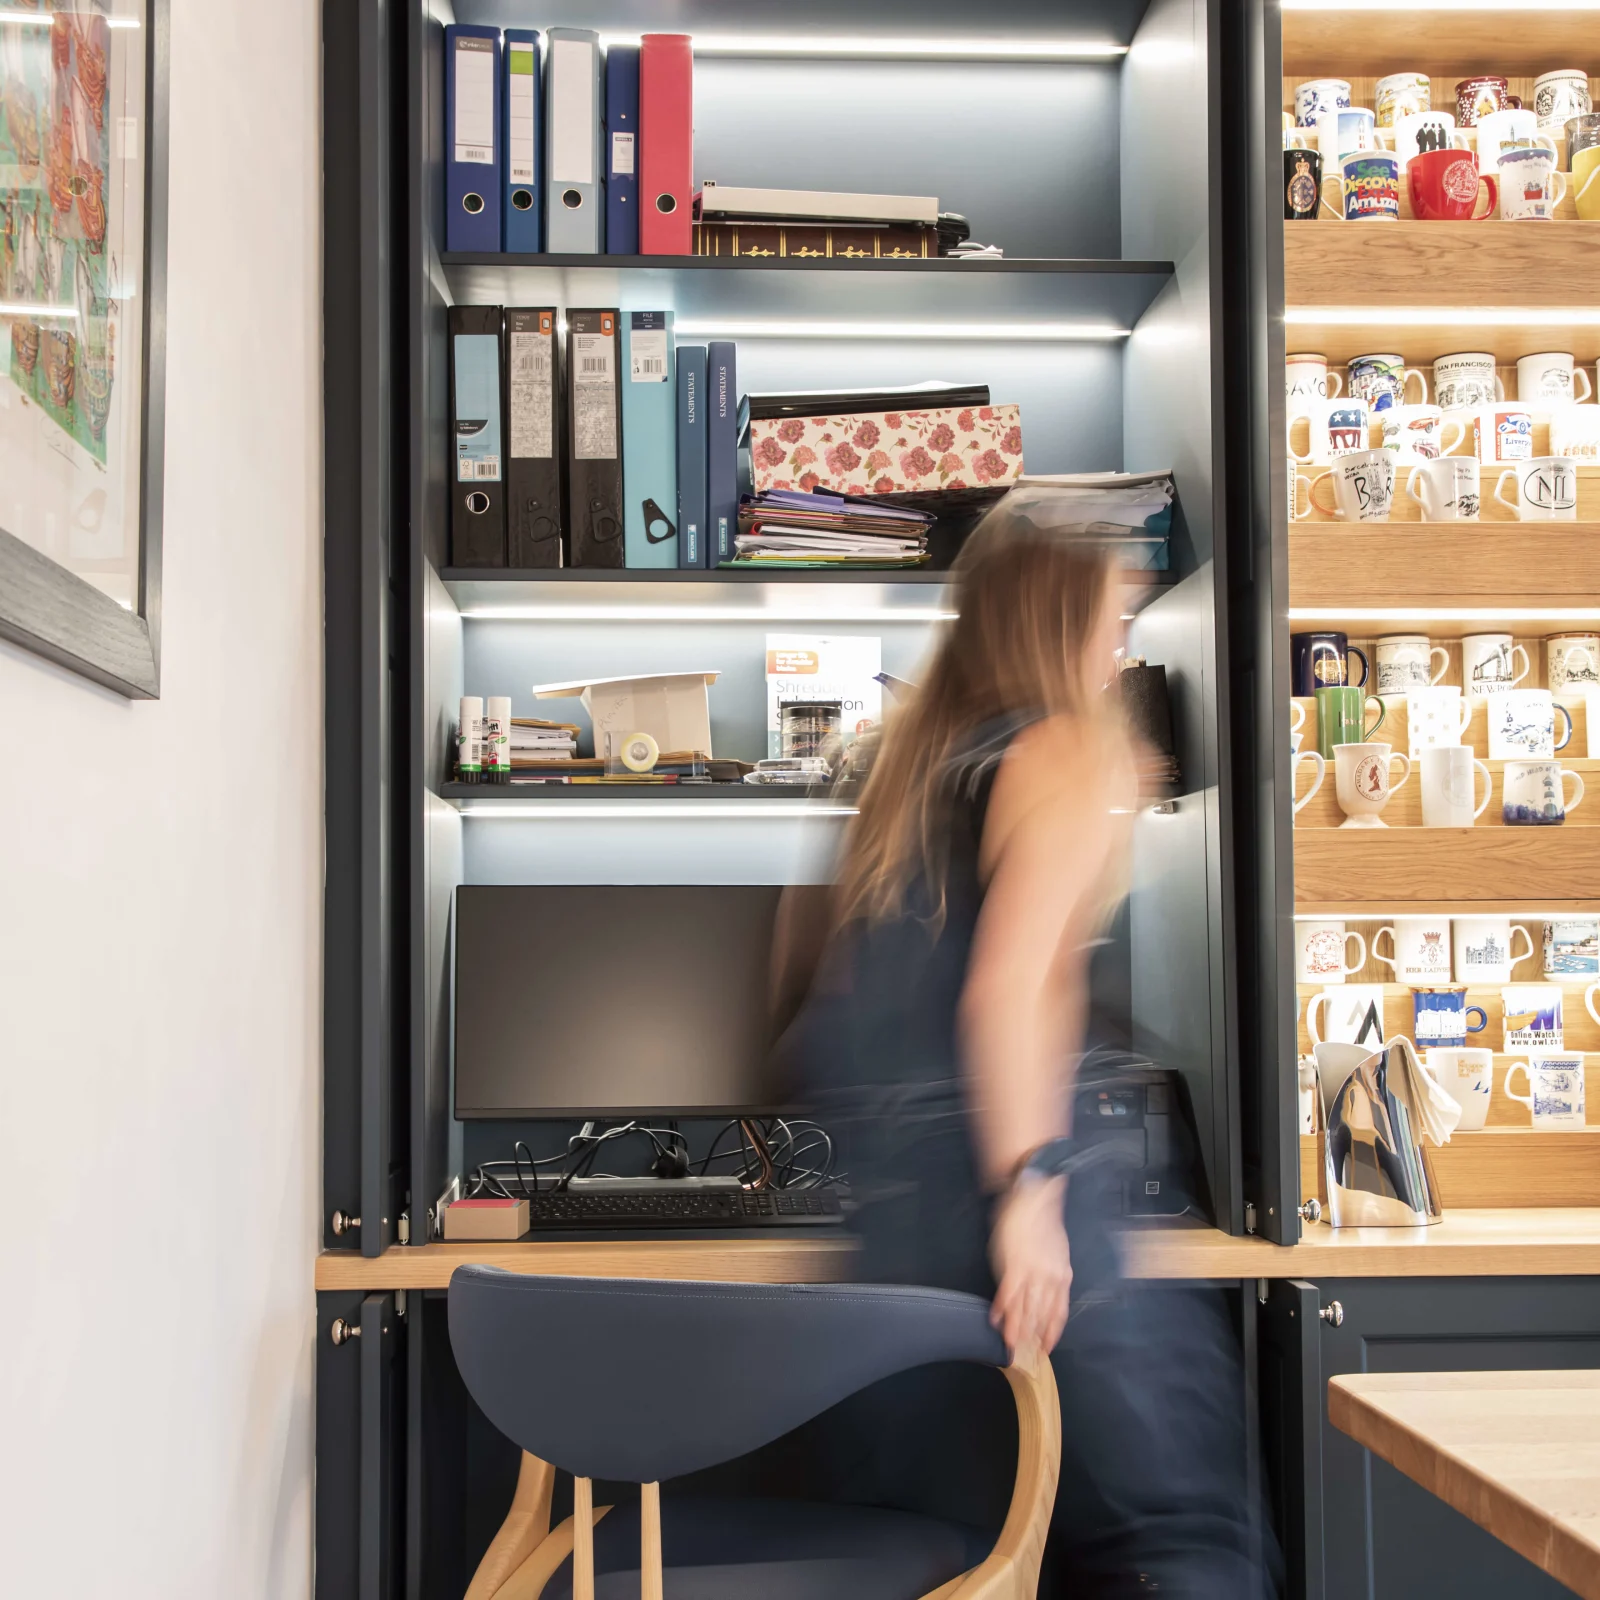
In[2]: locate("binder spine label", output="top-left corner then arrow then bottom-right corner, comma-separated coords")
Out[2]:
453,333 -> 503,481
573,332 -> 618,458
611,132 -> 635,175
453,37 -> 495,164
629,325 -> 668,382
550,37 -> 595,183
509,325 -> 554,458
506,43 -> 536,182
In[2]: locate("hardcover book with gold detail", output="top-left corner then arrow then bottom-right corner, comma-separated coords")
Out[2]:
692,223 -> 935,259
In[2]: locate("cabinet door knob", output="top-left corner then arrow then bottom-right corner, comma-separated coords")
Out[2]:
331,1210 -> 361,1237
1319,1300 -> 1344,1327
330,1318 -> 362,1346
1299,1199 -> 1322,1223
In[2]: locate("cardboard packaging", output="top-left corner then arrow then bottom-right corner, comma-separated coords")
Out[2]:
443,1197 -> 530,1240
532,670 -> 720,759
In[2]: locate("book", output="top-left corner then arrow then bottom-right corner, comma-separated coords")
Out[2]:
675,345 -> 707,568
706,341 -> 738,566
695,181 -> 939,225
692,221 -> 935,259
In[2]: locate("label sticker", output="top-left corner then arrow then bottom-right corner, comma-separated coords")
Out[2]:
507,42 -> 536,183
630,325 -> 668,383
509,325 -> 553,459
573,331 -> 617,459
611,131 -> 635,176
453,37 -> 495,166
453,333 -> 502,482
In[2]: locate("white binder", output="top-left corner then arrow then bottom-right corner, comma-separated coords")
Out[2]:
543,28 -> 602,253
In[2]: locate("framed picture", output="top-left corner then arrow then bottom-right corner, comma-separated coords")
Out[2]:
0,0 -> 167,698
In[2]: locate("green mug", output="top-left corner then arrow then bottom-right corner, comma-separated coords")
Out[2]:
1316,685 -> 1385,758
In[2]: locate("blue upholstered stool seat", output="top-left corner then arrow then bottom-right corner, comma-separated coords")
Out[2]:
540,1495 -> 991,1600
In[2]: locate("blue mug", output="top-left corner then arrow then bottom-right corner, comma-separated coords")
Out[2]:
1413,986 -> 1489,1047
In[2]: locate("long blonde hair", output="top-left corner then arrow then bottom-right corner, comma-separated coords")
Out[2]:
835,514 -> 1119,927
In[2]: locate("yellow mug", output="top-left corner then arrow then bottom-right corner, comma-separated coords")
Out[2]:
1576,144 -> 1600,221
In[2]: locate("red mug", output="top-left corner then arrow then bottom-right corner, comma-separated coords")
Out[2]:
1409,148 -> 1498,221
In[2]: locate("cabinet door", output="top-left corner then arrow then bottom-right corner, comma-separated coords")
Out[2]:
1314,1277 -> 1600,1600
1261,1280 -> 1325,1600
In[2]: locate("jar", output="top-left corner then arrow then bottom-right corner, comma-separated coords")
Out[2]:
779,700 -> 843,761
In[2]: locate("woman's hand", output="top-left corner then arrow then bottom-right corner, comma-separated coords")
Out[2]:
988,1174 -> 1071,1357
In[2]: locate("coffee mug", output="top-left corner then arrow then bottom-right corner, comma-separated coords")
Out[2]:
1483,688 -> 1574,759
1456,76 -> 1516,127
1289,458 -> 1316,520
1292,630 -> 1369,695
1502,758 -> 1585,825
1315,106 -> 1378,162
1381,404 -> 1464,462
1577,144 -> 1600,221
1413,986 -> 1489,1048
1374,633 -> 1449,695
1292,746 -> 1327,820
1454,918 -> 1535,984
1535,69 -> 1592,134
1494,457 -> 1580,520
1502,983 -> 1564,1049
1426,1046 -> 1494,1131
1334,740 -> 1410,827
1461,633 -> 1531,697
1297,77 -> 1352,128
1402,685 -> 1472,758
1322,150 -> 1400,222
1547,633 -> 1600,702
1407,148 -> 1497,222
1309,449 -> 1396,521
1471,405 -> 1534,462
1374,915 -> 1453,982
1433,351 -> 1502,411
1395,109 -> 1459,170
1287,352 -> 1342,417
1299,1059 -> 1320,1134
1545,918 -> 1600,979
1307,983 -> 1386,1049
1407,456 -> 1481,520
1569,112 -> 1600,160
1420,744 -> 1493,827
1376,70 -> 1431,127
1551,405 -> 1600,460
1316,686 -> 1385,758
1505,1053 -> 1586,1129
1517,352 -> 1593,408
1499,145 -> 1567,220
1284,147 -> 1323,220
1590,982 -> 1600,1029
1291,397 -> 1372,463
1475,108 -> 1556,173
1296,919 -> 1367,984
1348,352 -> 1428,412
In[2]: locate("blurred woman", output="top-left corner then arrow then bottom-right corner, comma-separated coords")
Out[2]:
773,513 -> 1274,1597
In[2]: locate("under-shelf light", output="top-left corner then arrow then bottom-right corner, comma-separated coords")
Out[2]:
458,604 -> 958,623
669,319 -> 1130,342
1287,308 -> 1600,329
1291,607 -> 1600,623
1283,0 -> 1600,10
0,9 -> 141,20
457,801 -> 859,819
0,302 -> 77,319
598,34 -> 1127,59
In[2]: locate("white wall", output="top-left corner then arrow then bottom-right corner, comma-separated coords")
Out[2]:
0,2 -> 322,1594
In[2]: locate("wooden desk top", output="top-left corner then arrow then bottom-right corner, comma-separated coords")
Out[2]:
313,1209 -> 1600,1291
1329,1371 -> 1600,1600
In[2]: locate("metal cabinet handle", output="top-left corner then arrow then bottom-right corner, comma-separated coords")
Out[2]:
1299,1199 -> 1322,1223
331,1210 -> 361,1236
1319,1300 -> 1344,1327
330,1317 -> 362,1346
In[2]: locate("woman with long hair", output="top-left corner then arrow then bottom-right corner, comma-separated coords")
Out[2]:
773,510 -> 1273,1596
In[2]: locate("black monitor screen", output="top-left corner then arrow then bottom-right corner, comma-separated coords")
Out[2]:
454,884 -> 787,1117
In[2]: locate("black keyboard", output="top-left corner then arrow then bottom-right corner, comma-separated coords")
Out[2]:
523,1186 -> 845,1230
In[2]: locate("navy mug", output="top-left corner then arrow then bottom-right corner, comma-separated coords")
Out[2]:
1413,986 -> 1489,1048
1292,631 -> 1369,697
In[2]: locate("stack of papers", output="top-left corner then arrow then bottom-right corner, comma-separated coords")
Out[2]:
1000,472 -> 1176,571
509,718 -> 579,764
729,490 -> 934,568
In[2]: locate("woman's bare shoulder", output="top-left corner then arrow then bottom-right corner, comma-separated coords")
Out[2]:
982,712 -> 1135,862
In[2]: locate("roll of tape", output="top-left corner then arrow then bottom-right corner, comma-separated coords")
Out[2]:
619,731 -> 660,773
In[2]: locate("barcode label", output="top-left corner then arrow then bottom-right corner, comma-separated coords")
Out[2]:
629,325 -> 669,383
458,455 -> 502,482
509,327 -> 553,458
611,131 -> 635,176
573,331 -> 618,459
475,457 -> 500,478
581,357 -> 607,373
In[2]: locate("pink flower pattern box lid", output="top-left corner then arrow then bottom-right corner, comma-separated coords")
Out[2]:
748,405 -> 1023,496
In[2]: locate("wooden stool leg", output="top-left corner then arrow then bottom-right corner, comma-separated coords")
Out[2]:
640,1482 -> 663,1600
573,1477 -> 595,1600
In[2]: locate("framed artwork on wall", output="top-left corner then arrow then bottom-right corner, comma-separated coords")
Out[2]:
0,0 -> 167,698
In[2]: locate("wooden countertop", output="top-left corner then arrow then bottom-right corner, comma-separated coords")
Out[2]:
1329,1371 -> 1600,1600
313,1209 -> 1600,1291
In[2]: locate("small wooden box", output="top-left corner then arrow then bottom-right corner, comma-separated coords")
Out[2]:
443,1197 -> 530,1241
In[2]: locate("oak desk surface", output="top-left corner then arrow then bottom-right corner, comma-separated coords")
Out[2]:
314,1209 -> 1600,1291
1329,1372 -> 1600,1600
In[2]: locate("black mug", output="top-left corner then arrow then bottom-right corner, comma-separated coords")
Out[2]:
1291,631 -> 1368,696
1284,147 -> 1322,221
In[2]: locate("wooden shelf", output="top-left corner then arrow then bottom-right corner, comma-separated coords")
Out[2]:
1289,528 -> 1600,608
440,782 -> 843,806
1294,829 -> 1600,912
1282,8 -> 1600,77
1297,760 -> 1600,831
1287,318 -> 1600,367
1285,224 -> 1600,312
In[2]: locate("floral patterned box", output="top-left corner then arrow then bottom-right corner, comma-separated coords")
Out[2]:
748,405 -> 1023,496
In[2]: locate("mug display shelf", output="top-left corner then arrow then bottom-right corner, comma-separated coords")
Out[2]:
437,254 -> 1174,326
1296,759 -> 1600,832
1289,526 -> 1600,608
1282,9 -> 1600,77
1288,317 -> 1600,367
1295,829 -> 1600,913
1285,224 -> 1599,312
1295,994 -> 1600,1063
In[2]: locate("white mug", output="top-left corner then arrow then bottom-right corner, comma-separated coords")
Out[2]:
1471,404 -> 1535,463
1588,981 -> 1600,1029
1517,352 -> 1593,409
1292,397 -> 1372,464
1475,108 -> 1557,172
1551,405 -> 1600,461
1433,352 -> 1502,411
1376,70 -> 1431,127
1502,983 -> 1565,1050
1374,915 -> 1453,982
1547,633 -> 1600,703
1505,1052 -> 1586,1129
1307,983 -> 1387,1049
1499,145 -> 1567,220
1287,352 -> 1342,419
1333,740 -> 1411,828
1495,456 -> 1579,521
1288,456 -> 1315,521
1395,109 -> 1458,169
1374,633 -> 1449,695
1298,1059 -> 1320,1134
1296,919 -> 1367,984
1402,685 -> 1472,758
1292,746 -> 1327,820
1309,449 -> 1395,522
1296,77 -> 1352,128
1483,687 -> 1574,759
1544,918 -> 1600,980
1381,404 -> 1464,463
1315,105 -> 1378,161
1536,69 -> 1593,133
1425,1046 -> 1495,1131
1290,699 -> 1307,738
1502,758 -> 1585,824
1407,456 -> 1480,521
1420,744 -> 1493,827
1454,918 -> 1535,984
1461,633 -> 1531,697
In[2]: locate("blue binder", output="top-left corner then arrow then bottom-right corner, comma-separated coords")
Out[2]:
621,312 -> 677,568
444,25 -> 501,253
502,30 -> 541,251
706,341 -> 739,566
604,45 -> 640,255
676,345 -> 708,569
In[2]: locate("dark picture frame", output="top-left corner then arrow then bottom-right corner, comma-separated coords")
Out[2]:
0,0 -> 168,699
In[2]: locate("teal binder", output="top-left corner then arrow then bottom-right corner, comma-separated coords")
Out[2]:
621,311 -> 678,567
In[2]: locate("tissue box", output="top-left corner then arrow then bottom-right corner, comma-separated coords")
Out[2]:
748,405 -> 1023,496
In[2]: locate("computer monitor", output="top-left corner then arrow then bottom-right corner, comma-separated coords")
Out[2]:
453,884 -> 787,1118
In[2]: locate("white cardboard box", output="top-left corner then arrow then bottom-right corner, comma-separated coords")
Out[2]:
531,671 -> 720,759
